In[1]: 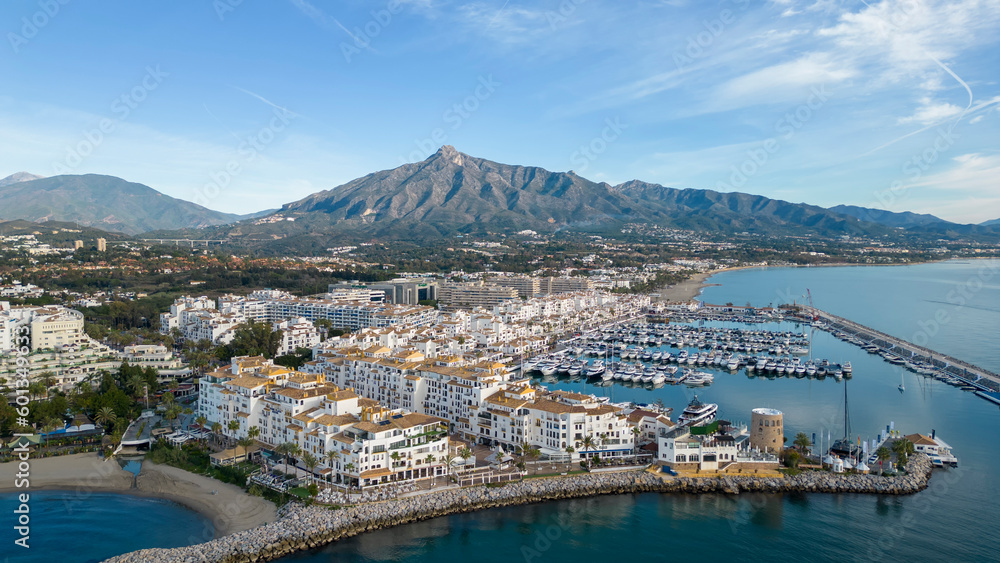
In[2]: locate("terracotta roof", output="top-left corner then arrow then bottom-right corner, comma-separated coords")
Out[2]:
905,433 -> 937,446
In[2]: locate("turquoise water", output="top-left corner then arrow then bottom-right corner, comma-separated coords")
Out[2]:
279,260 -> 1000,563
0,491 -> 213,563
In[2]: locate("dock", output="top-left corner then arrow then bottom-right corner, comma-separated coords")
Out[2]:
806,307 -> 1000,393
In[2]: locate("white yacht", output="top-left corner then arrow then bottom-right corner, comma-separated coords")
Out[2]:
677,395 -> 718,426
683,371 -> 714,386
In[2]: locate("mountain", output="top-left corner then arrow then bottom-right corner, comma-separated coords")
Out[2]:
270,145 -> 659,238
0,174 -> 247,235
615,181 -> 867,235
981,218 -> 1000,227
829,205 -> 948,229
161,146 -> 998,249
0,172 -> 44,187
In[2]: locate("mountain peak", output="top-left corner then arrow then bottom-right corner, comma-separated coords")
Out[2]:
0,172 -> 44,187
432,145 -> 464,166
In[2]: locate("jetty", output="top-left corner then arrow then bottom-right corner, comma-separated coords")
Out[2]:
806,307 -> 1000,393
105,455 -> 933,563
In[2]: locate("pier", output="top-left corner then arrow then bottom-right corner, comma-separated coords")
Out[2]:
806,307 -> 1000,393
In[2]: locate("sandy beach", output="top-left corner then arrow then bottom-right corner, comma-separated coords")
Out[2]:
0,453 -> 275,537
655,270 -> 729,302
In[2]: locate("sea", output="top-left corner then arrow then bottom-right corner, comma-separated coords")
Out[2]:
0,491 -> 212,563
5,260 -> 999,562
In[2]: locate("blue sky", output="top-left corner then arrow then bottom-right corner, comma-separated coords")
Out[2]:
2,0 -> 998,221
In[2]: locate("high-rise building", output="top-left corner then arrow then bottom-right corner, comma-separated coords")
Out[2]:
96,238 -> 107,252
73,240 -> 83,250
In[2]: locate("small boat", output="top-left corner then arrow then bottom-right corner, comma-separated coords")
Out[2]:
899,373 -> 905,392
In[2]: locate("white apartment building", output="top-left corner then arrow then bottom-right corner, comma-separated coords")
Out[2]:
273,317 -> 321,356
200,356 -> 451,489
0,303 -> 85,352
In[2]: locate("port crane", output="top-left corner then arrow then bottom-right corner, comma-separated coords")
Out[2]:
806,289 -> 819,321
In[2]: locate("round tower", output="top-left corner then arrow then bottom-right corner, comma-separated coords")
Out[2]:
751,408 -> 783,453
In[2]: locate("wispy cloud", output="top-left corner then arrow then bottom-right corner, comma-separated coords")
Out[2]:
287,0 -> 378,53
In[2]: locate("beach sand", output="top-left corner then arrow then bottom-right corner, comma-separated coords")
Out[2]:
0,453 -> 275,537
654,272 -> 718,302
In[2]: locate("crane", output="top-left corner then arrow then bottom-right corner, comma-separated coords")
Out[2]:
806,289 -> 818,321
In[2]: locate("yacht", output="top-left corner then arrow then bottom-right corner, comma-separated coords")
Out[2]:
584,361 -> 605,378
677,395 -> 719,426
538,361 -> 557,376
842,362 -> 853,375
683,371 -> 714,386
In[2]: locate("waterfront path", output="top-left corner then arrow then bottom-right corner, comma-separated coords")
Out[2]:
105,455 -> 933,563
809,307 -> 1000,392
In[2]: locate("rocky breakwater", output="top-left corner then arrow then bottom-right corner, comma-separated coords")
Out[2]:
105,454 -> 933,563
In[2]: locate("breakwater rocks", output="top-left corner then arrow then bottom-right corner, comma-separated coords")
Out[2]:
105,454 -> 932,563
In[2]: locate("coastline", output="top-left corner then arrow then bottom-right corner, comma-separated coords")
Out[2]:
0,453 -> 275,537
656,258 -> 969,304
106,455 -> 933,563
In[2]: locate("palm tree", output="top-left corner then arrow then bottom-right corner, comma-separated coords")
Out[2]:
581,435 -> 596,469
390,451 -> 402,473
327,450 -> 341,484
42,417 -> 62,445
227,420 -> 240,448
127,374 -> 145,397
793,432 -> 812,454
632,427 -> 642,457
442,453 -> 456,481
458,446 -> 473,463
875,446 -> 892,475
95,407 -> 117,433
211,422 -> 223,447
343,462 -> 356,492
276,442 -> 300,476
302,452 -> 319,485
193,415 -> 208,444
237,436 -> 254,463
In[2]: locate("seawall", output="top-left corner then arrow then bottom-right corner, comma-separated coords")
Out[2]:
105,454 -> 932,563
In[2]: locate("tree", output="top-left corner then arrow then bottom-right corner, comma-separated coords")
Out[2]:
793,432 -> 812,454
875,446 -> 892,475
327,450 -> 341,484
343,462 -> 355,491
632,427 -> 642,457
95,407 -> 117,432
221,320 -> 284,360
302,452 -> 319,485
458,446 -> 473,463
227,420 -> 240,448
195,415 -> 208,445
783,449 -> 801,469
211,422 -> 223,447
237,436 -> 254,463
581,435 -> 596,469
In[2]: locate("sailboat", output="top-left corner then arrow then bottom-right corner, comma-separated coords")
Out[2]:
898,373 -> 905,392
830,379 -> 862,459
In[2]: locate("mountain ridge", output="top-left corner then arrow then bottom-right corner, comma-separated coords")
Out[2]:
0,174 -> 247,235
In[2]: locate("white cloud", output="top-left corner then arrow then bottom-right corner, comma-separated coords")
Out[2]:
907,152 -> 1000,195
898,97 -> 964,125
709,52 -> 854,110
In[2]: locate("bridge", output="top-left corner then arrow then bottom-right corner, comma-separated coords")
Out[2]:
140,238 -> 228,247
